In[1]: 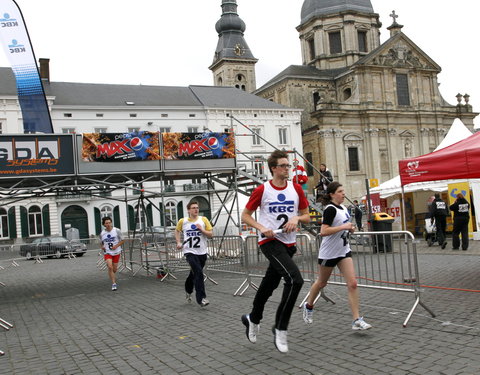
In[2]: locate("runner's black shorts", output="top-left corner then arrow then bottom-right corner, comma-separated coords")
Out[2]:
318,251 -> 352,267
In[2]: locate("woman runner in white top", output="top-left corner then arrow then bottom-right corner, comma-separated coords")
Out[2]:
302,181 -> 372,330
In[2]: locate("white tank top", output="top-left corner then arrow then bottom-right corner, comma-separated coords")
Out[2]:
318,204 -> 351,259
100,228 -> 123,256
182,216 -> 208,255
258,181 -> 299,245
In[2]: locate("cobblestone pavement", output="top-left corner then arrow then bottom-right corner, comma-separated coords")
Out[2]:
0,235 -> 479,375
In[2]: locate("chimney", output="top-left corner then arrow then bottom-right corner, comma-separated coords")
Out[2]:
39,58 -> 50,83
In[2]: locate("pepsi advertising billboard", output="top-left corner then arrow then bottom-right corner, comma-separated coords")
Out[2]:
82,131 -> 160,162
0,134 -> 75,178
162,132 -> 235,160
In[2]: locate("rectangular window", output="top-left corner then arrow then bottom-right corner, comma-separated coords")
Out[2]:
253,156 -> 264,176
159,127 -> 171,133
62,128 -> 75,134
348,147 -> 360,171
128,127 -> 140,133
129,113 -> 137,118
28,212 -> 43,236
305,153 -> 314,176
63,113 -> 72,118
0,122 -> 3,134
307,38 -> 315,61
396,74 -> 410,106
161,113 -> 168,118
329,31 -> 342,54
94,128 -> 107,133
358,31 -> 367,52
252,128 -> 261,146
278,128 -> 288,145
187,127 -> 198,133
96,113 -> 104,117
189,114 -> 196,118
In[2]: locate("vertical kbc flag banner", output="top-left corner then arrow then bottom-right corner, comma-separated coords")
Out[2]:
0,0 -> 53,133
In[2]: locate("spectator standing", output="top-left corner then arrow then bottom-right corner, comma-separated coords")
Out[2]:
292,159 -> 309,195
449,193 -> 470,250
315,163 -> 333,201
430,193 -> 449,249
352,200 -> 363,231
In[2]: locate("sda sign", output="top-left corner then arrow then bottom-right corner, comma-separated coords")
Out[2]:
0,135 -> 75,178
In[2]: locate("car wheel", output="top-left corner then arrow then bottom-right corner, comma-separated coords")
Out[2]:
75,252 -> 85,257
25,251 -> 32,260
55,250 -> 62,259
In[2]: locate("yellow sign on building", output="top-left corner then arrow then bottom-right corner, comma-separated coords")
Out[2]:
369,179 -> 379,188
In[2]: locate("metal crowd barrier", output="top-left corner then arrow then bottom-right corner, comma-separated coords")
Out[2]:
300,230 -> 435,327
234,234 -> 316,296
128,235 -> 247,285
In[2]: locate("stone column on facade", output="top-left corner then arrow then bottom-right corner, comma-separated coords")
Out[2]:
386,128 -> 398,175
317,128 -> 337,181
333,129 -> 346,183
48,200 -> 59,236
343,20 -> 355,65
419,127 -> 430,155
364,128 -> 380,179
14,205 -> 21,242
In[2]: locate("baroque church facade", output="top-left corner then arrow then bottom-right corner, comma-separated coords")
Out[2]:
210,0 -> 478,199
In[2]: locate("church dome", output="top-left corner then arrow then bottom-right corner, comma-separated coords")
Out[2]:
215,14 -> 246,34
301,0 -> 374,24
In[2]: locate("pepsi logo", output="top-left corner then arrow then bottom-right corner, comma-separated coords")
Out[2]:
207,137 -> 219,149
130,137 -> 143,151
191,224 -> 197,230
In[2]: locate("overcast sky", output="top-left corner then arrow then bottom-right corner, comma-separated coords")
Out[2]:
1,0 -> 478,127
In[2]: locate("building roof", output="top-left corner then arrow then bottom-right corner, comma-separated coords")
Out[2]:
190,85 -> 287,109
255,64 -> 348,93
0,67 -> 289,110
301,0 -> 374,25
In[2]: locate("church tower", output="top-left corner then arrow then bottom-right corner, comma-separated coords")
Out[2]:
297,0 -> 382,69
209,0 -> 257,92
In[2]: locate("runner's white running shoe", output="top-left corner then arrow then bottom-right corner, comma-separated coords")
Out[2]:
241,314 -> 259,343
352,317 -> 372,330
302,302 -> 313,324
272,327 -> 288,353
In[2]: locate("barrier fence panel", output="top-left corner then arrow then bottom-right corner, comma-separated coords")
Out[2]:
235,233 -> 317,296
303,230 -> 435,327
206,235 -> 244,276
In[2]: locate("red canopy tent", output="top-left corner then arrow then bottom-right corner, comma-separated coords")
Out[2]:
399,131 -> 480,186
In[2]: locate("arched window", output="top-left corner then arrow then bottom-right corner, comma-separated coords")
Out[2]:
165,201 -> 177,227
28,205 -> 43,236
100,205 -> 113,219
0,208 -> 8,238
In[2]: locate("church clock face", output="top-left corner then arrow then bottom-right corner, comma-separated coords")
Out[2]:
234,43 -> 245,56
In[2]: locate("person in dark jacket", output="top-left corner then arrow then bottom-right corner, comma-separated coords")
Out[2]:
315,163 -> 333,201
430,193 -> 448,249
449,193 -> 470,250
352,200 -> 363,231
